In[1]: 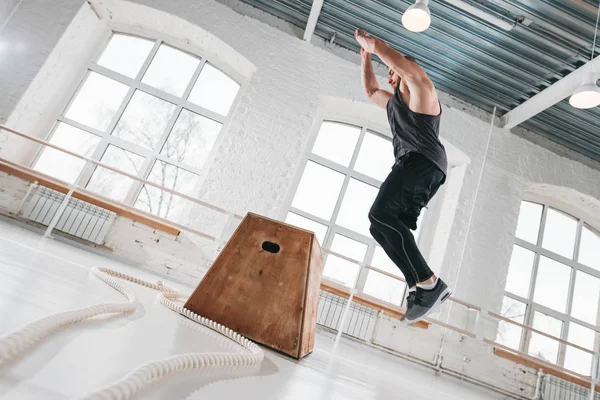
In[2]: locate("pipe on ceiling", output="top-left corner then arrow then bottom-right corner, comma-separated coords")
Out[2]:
442,0 -> 516,31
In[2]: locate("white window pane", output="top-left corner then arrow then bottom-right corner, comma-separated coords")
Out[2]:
311,122 -> 361,167
112,90 -> 176,150
515,201 -> 542,244
34,123 -> 100,184
565,323 -> 598,376
322,234 -> 366,288
161,109 -> 222,169
336,179 -> 378,237
285,212 -> 328,245
86,146 -> 144,202
97,34 -> 154,78
353,131 -> 394,181
565,322 -> 600,376
135,161 -> 198,221
188,64 -> 240,116
571,271 -> 600,325
142,45 -> 199,97
65,72 -> 129,131
135,185 -> 190,221
496,296 -> 526,350
291,161 -> 345,221
330,234 -> 368,262
579,225 -> 600,271
363,271 -> 406,306
568,322 -> 596,349
505,245 -> 535,298
147,160 -> 198,194
323,256 -> 360,287
564,346 -> 593,376
529,311 -> 563,364
542,208 -> 577,259
413,210 -> 426,244
533,256 -> 571,313
372,246 -> 402,277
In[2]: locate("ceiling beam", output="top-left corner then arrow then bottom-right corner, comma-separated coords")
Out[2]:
303,0 -> 324,42
502,56 -> 600,129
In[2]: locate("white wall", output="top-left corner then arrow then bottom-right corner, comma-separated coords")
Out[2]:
1,0 -> 600,396
0,0 -> 83,126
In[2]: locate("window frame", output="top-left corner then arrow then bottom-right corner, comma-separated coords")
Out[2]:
31,28 -> 245,220
504,199 -> 600,371
286,119 -> 434,306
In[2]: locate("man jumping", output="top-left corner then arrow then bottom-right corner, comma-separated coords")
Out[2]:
355,29 -> 450,324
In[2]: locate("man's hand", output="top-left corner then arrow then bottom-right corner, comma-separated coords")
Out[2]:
355,29 -> 377,53
356,28 -> 438,115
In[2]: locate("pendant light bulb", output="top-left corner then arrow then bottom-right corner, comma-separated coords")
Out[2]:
570,0 -> 600,109
402,0 -> 431,33
569,82 -> 600,109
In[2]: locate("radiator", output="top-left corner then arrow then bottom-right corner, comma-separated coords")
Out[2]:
22,187 -> 116,245
542,375 -> 599,400
317,291 -> 377,341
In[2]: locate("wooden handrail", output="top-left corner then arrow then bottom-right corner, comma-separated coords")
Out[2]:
323,247 -> 594,355
0,160 -> 182,237
493,347 -> 597,391
488,310 -> 594,354
0,124 -> 242,220
319,280 -> 430,329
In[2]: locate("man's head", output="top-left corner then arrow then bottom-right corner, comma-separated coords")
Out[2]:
388,55 -> 417,90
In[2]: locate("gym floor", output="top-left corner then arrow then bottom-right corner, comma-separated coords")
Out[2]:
0,218 -> 506,400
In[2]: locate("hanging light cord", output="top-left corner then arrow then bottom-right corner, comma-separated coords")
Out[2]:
592,0 -> 600,61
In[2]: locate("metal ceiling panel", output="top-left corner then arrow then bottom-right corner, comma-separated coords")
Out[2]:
239,0 -> 600,162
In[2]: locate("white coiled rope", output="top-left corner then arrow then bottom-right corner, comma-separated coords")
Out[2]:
0,267 -> 264,400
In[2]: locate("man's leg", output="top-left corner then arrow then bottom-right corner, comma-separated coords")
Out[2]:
368,213 -> 434,286
369,223 -> 421,316
369,225 -> 417,289
368,164 -> 435,287
369,154 -> 450,324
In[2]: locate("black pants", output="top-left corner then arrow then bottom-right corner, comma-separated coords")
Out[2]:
368,153 -> 445,288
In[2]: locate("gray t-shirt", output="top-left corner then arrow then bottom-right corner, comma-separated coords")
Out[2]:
386,90 -> 448,178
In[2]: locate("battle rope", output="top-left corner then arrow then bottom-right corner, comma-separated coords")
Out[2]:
0,267 -> 264,399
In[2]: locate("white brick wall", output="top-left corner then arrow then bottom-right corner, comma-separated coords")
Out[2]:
0,2 -> 106,163
0,172 -> 214,286
103,217 -> 214,285
1,0 -> 600,396
0,171 -> 31,214
0,0 -> 83,126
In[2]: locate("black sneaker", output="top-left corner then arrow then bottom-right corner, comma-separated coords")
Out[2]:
400,290 -> 416,321
403,279 -> 451,324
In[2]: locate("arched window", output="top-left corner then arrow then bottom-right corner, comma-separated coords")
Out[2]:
498,200 -> 600,376
32,32 -> 241,222
285,120 -> 428,307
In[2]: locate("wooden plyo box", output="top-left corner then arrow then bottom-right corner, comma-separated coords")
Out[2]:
184,213 -> 324,359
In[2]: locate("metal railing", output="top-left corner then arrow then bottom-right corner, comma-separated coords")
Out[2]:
1,123 -> 599,397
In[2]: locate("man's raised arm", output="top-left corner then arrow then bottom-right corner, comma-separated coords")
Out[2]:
361,48 -> 392,109
356,29 -> 427,84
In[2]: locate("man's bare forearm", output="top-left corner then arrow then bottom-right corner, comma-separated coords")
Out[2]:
360,50 -> 392,109
361,53 -> 380,96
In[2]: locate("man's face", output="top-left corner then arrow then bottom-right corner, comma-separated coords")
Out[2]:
388,68 -> 400,89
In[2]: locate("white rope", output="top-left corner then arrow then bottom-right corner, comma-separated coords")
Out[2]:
435,106 -> 497,359
590,0 -> 600,62
0,267 -> 264,399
